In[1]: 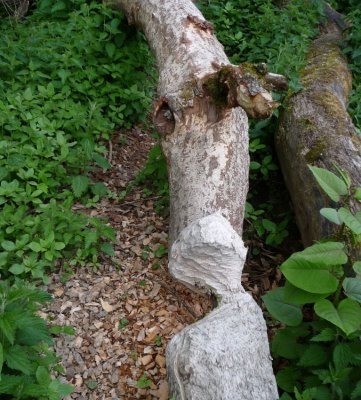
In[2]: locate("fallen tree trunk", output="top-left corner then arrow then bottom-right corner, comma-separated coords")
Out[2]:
275,17 -> 361,246
109,0 -> 281,398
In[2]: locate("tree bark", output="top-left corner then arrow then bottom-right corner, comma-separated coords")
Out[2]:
109,1 -> 280,398
110,0 -> 282,244
275,20 -> 361,246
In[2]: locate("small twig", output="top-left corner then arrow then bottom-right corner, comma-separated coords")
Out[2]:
108,140 -> 113,164
119,195 -> 162,207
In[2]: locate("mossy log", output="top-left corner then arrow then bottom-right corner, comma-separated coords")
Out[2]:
275,21 -> 361,246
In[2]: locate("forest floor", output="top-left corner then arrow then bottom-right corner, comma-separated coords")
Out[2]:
44,127 -> 286,400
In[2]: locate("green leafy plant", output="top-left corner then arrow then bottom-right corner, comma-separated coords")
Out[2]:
263,165 -> 361,399
118,318 -> 129,330
0,0 -> 157,280
337,1 -> 361,130
0,280 -> 73,399
199,0 -> 323,92
86,380 -> 98,390
155,335 -> 162,346
245,202 -> 290,246
0,1 -> 156,397
136,373 -> 152,389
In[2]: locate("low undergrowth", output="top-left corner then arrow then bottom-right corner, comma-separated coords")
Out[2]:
264,166 -> 361,399
338,0 -> 361,131
0,0 -> 155,398
198,0 -> 323,248
0,280 -> 74,399
0,0 -> 155,282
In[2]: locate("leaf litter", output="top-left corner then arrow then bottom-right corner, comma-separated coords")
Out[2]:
44,127 -> 212,400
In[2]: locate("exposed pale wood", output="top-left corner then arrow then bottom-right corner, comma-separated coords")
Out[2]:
275,20 -> 361,246
167,214 -> 278,400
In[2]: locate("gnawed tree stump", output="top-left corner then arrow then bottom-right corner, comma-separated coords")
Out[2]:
109,0 -> 282,397
167,213 -> 278,399
275,18 -> 361,246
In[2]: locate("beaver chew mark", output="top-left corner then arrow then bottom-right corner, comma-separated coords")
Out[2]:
154,99 -> 175,136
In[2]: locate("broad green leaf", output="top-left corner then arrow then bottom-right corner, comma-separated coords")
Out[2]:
314,298 -> 361,335
354,187 -> 361,201
333,343 -> 353,370
9,263 -> 25,275
262,219 -> 277,232
48,380 -> 74,396
22,384 -> 49,397
0,252 -> 7,266
36,366 -> 51,386
250,161 -> 260,170
271,328 -> 305,359
86,380 -> 98,390
353,261 -> 361,275
343,278 -> 361,303
105,42 -> 116,58
291,241 -> 347,265
84,231 -> 98,249
352,381 -> 361,400
0,374 -> 24,394
45,250 -> 53,261
5,345 -> 32,375
279,394 -> 293,400
1,241 -> 15,251
276,367 -> 302,392
63,326 -> 75,336
308,165 -> 348,202
0,167 -> 9,181
91,182 -> 108,197
311,328 -> 336,342
56,132 -> 66,146
100,242 -> 115,257
262,287 -> 303,326
71,175 -> 90,198
311,386 -> 332,400
297,344 -> 327,366
54,242 -> 65,251
0,314 -> 16,344
23,88 -> 33,101
16,315 -> 52,345
284,281 -> 330,305
82,138 -> 94,158
338,207 -> 361,235
320,208 -> 341,225
281,257 -> 339,294
93,154 -> 111,170
352,47 -> 361,58
28,242 -> 42,252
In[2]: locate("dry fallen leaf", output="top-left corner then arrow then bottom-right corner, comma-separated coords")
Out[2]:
157,381 -> 169,400
100,298 -> 114,312
141,355 -> 153,366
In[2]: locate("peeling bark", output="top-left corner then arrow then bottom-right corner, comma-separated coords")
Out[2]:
275,20 -> 361,246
